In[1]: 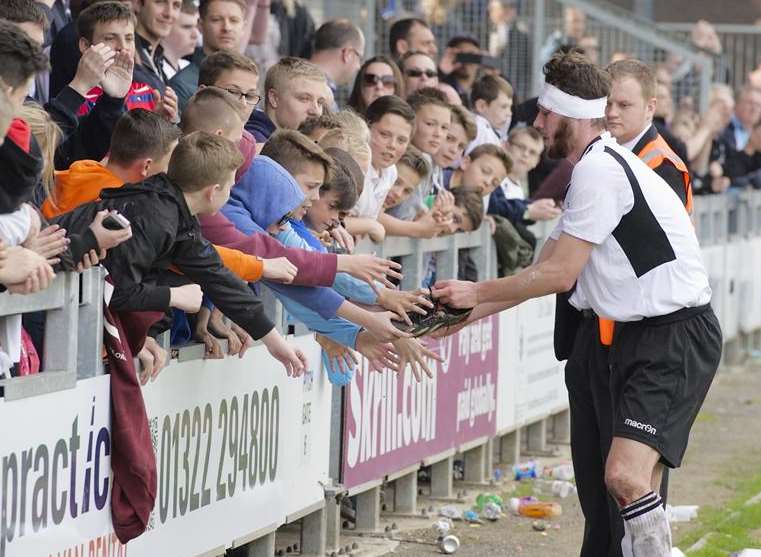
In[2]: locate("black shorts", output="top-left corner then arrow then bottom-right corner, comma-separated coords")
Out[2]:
609,305 -> 722,468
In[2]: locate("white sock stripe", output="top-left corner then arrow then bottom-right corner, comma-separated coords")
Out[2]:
622,491 -> 659,510
622,497 -> 663,521
621,492 -> 661,518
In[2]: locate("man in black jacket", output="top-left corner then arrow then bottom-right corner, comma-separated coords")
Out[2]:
55,131 -> 308,376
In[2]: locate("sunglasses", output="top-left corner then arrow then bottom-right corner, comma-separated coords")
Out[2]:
276,212 -> 293,228
363,73 -> 396,87
405,69 -> 438,79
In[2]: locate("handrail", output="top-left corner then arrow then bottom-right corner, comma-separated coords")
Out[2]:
1,193 -> 760,397
0,271 -> 79,400
548,0 -> 715,112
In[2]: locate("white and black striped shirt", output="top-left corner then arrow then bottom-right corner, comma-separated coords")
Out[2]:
551,132 -> 711,322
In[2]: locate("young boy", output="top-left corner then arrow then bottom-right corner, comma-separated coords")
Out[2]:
380,88 -> 455,237
446,143 -> 511,198
221,134 -> 440,377
435,104 -> 477,171
248,56 -> 330,143
298,113 -> 343,143
466,74 -> 513,154
490,126 -> 561,225
451,188 -> 485,233
344,95 -> 415,240
55,131 -> 308,375
383,146 -> 430,211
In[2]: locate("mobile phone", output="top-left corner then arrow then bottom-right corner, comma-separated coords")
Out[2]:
455,52 -> 501,69
102,212 -> 131,231
455,52 -> 484,65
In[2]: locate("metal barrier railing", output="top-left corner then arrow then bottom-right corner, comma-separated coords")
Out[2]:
0,266 -> 105,400
1,193 -> 761,556
658,23 -> 761,99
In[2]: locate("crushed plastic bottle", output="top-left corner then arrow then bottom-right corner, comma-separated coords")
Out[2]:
439,505 -> 463,520
513,461 -> 539,480
482,502 -> 502,521
545,463 -> 575,481
433,518 -> 453,534
509,497 -> 562,519
475,493 -> 504,511
463,510 -> 481,523
666,505 -> 699,522
534,479 -> 577,499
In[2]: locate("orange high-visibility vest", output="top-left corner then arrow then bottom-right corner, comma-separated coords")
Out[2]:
597,132 -> 693,346
638,134 -> 693,215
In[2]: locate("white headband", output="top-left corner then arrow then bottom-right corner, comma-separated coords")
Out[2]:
537,83 -> 607,119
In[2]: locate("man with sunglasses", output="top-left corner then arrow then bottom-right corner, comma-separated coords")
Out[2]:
399,50 -> 439,97
309,18 -> 365,109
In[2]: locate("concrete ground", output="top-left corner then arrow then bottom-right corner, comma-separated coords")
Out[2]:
348,360 -> 761,557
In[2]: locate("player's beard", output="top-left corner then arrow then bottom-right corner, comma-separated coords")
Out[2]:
547,117 -> 574,159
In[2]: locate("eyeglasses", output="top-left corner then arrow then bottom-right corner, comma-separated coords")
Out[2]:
405,68 -> 438,79
221,87 -> 261,106
363,73 -> 396,87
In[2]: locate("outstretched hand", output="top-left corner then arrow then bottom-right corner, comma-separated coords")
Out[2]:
339,253 -> 402,291
261,329 -> 307,377
431,280 -> 480,309
391,337 -> 443,382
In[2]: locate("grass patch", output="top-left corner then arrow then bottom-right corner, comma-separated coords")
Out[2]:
695,412 -> 718,424
501,480 -> 536,500
675,472 -> 761,555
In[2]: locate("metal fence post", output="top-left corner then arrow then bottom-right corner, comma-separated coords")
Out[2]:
531,0 -> 546,98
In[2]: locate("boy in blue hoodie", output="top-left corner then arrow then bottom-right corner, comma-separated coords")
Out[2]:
225,131 -> 441,380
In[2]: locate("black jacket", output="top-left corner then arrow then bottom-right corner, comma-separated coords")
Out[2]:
45,86 -> 125,170
49,20 -> 81,99
54,174 -> 275,340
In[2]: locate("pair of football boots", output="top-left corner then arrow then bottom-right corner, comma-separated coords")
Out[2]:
395,288 -> 472,338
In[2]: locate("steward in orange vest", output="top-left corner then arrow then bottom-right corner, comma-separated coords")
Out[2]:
596,123 -> 693,345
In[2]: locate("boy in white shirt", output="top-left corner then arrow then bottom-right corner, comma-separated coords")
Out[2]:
466,74 -> 514,155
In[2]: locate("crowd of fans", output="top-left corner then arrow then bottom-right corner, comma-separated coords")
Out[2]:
1,0 -> 759,382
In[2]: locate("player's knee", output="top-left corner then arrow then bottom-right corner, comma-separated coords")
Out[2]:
605,458 -> 650,507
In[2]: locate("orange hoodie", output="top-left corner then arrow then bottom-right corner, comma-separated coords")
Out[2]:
43,161 -> 263,282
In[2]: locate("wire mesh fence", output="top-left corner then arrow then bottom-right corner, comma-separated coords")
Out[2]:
299,0 -> 716,109
659,23 -> 761,96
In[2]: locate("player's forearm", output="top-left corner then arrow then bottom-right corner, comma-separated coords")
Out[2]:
474,259 -> 573,306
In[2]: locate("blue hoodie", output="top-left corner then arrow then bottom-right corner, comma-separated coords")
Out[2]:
223,155 -> 303,235
222,156 -> 360,346
246,109 -> 277,143
282,219 -> 379,306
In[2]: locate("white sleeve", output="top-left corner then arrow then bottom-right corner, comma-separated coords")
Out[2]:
549,219 -> 563,240
0,206 -> 32,246
560,153 -> 633,245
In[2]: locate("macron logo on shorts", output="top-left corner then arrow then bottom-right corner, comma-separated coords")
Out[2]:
624,418 -> 657,435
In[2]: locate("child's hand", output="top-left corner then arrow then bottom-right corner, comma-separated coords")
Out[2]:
366,220 -> 386,243
262,256 -> 298,283
76,249 -> 107,272
330,225 -> 355,253
24,224 -> 69,260
89,210 -> 132,250
138,336 -> 168,384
